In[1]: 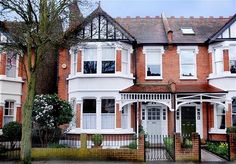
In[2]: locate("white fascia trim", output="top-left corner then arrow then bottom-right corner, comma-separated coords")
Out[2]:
69,89 -> 121,94
143,46 -> 165,55
208,73 -> 236,79
208,41 -> 236,53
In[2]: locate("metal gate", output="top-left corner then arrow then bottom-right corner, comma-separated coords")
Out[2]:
145,134 -> 175,161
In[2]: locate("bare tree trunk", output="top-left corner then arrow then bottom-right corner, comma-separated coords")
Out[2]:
21,71 -> 36,164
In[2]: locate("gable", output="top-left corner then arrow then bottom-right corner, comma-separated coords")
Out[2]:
208,14 -> 236,42
75,6 -> 135,42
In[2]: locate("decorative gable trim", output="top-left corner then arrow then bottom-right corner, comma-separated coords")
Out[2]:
208,14 -> 236,43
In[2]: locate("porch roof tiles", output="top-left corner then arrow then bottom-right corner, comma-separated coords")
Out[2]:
120,83 -> 227,93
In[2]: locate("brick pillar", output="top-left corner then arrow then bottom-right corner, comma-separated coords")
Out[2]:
168,110 -> 174,135
116,103 -> 121,128
16,107 -> 22,123
58,49 -> 70,100
116,50 -> 121,72
0,106 -> 3,128
77,50 -> 82,72
192,132 -> 200,161
223,49 -> 230,72
209,52 -> 213,74
0,53 -> 6,75
130,53 -> 134,74
76,104 -> 81,128
229,133 -> 236,161
137,134 -> 145,161
226,103 -> 232,128
80,133 -> 87,149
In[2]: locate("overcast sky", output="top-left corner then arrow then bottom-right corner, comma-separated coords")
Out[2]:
87,0 -> 236,18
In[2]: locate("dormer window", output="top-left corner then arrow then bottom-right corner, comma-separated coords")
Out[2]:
181,27 -> 195,35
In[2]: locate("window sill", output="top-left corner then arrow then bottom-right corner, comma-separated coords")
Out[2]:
208,73 -> 236,80
179,77 -> 197,80
0,76 -> 24,83
209,128 -> 226,134
66,128 -> 134,134
145,77 -> 163,80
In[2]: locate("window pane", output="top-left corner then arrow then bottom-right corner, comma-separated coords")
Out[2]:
214,49 -> 223,62
101,99 -> 115,129
6,52 -> 17,78
102,61 -> 115,73
147,64 -> 161,76
181,65 -> 195,76
215,62 -> 223,74
84,48 -> 97,61
122,49 -> 129,74
217,115 -> 225,129
233,115 -> 236,126
84,61 -> 97,74
230,60 -> 236,73
181,51 -> 195,64
83,99 -> 96,113
147,52 -> 160,64
102,47 -> 115,60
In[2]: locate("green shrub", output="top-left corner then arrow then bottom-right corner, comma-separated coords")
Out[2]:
128,141 -> 137,149
226,126 -> 236,134
2,121 -> 22,149
182,138 -> 193,148
206,141 -> 228,159
91,134 -> 103,146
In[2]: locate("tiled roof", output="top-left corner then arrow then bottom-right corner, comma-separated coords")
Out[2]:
120,83 -> 226,93
116,17 -> 230,44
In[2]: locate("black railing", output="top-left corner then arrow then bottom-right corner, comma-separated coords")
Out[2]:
0,136 -> 20,160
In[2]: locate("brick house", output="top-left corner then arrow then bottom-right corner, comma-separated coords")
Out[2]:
0,4 -> 236,143
58,5 -> 236,142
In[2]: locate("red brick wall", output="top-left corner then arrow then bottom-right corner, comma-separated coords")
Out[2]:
226,103 -> 232,128
76,104 -> 81,128
223,49 -> 230,71
58,48 -> 70,100
130,53 -> 134,74
0,106 -> 3,128
116,103 -> 121,128
168,110 -> 174,135
16,107 -> 22,123
116,50 -> 121,72
175,133 -> 200,161
0,53 -> 6,75
136,45 -> 209,84
77,50 -> 82,72
208,134 -> 227,141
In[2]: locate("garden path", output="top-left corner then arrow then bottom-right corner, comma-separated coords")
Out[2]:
201,149 -> 226,162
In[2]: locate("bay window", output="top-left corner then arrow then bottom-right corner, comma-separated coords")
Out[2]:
121,105 -> 129,129
6,52 -> 17,78
229,46 -> 236,73
180,50 -> 196,78
83,48 -> 97,74
214,48 -> 223,74
101,47 -> 115,73
83,99 -> 96,129
4,101 -> 14,125
101,99 -> 115,129
146,50 -> 162,78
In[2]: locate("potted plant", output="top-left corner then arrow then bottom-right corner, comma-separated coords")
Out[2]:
91,134 -> 103,148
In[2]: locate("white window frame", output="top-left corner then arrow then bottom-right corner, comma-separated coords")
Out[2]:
6,52 -> 17,78
143,46 -> 164,80
229,45 -> 236,74
82,47 -> 98,74
177,46 -> 198,79
214,104 -> 226,131
213,47 -> 224,75
101,98 -> 115,129
3,100 -> 15,126
122,48 -> 130,75
101,46 -> 116,74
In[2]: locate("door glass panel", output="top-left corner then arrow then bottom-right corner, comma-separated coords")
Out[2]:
181,106 -> 196,136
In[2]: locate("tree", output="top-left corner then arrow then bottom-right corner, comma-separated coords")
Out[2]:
0,0 -> 88,163
32,94 -> 73,147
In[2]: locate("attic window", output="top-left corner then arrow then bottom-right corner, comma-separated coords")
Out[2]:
181,27 -> 195,35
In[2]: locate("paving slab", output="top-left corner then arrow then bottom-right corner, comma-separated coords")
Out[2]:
201,149 -> 226,162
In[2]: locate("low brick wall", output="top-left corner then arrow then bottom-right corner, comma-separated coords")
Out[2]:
32,135 -> 145,162
175,133 -> 200,162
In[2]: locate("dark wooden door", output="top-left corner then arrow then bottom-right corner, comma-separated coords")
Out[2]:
181,106 -> 196,135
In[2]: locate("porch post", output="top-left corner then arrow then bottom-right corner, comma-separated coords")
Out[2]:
137,101 -> 139,148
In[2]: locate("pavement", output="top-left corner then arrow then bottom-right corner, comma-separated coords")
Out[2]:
201,149 -> 226,162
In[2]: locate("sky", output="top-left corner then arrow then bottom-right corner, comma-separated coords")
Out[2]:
86,0 -> 236,18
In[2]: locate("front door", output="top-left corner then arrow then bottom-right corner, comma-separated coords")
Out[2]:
181,106 -> 196,135
146,107 -> 162,135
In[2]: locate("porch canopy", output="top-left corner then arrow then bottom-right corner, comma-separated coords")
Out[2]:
120,83 -> 228,111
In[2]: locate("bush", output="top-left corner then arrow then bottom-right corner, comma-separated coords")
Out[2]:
226,126 -> 236,134
206,141 -> 228,159
91,134 -> 103,147
48,143 -> 69,148
2,121 -> 22,149
128,141 -> 137,149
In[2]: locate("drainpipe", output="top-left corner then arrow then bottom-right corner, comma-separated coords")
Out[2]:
132,41 -> 137,84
